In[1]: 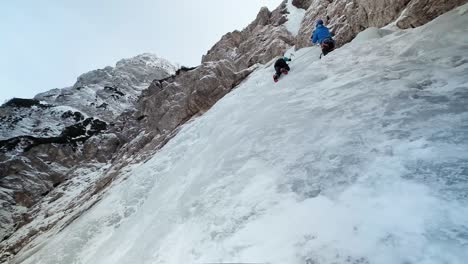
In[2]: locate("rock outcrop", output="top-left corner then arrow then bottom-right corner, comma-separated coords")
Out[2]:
396,0 -> 468,28
295,0 -> 468,48
292,0 -> 312,10
202,2 -> 294,67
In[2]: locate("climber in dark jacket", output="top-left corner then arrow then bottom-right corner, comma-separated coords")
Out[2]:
273,56 -> 291,82
311,19 -> 335,57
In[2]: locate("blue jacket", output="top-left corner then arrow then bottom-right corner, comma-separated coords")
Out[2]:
311,25 -> 332,44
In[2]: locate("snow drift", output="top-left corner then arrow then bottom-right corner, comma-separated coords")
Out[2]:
12,4 -> 468,264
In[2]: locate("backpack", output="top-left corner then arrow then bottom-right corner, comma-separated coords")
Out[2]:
321,37 -> 335,51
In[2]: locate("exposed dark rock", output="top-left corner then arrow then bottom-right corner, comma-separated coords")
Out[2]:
97,103 -> 108,109
1,98 -> 49,109
292,0 -> 313,9
0,118 -> 107,153
104,86 -> 125,96
175,66 -> 198,75
61,110 -> 85,122
136,115 -> 147,121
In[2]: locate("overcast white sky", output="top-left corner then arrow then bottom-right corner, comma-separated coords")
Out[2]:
0,0 -> 282,103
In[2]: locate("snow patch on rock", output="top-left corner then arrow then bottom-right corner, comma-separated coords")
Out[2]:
284,0 -> 306,36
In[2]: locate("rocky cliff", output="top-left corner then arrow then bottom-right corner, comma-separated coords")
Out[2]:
294,0 -> 468,48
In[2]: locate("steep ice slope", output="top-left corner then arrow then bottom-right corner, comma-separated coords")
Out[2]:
13,5 -> 468,264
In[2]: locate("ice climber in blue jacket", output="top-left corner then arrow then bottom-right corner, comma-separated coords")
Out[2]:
311,19 -> 335,57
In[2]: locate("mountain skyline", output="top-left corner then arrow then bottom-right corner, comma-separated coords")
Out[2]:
0,0 -> 282,103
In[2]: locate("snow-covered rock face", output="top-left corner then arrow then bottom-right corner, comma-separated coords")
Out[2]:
9,4 -> 468,264
0,101 -> 87,140
0,53 -> 176,247
35,53 -> 177,121
295,0 -> 468,48
1,53 -> 176,140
